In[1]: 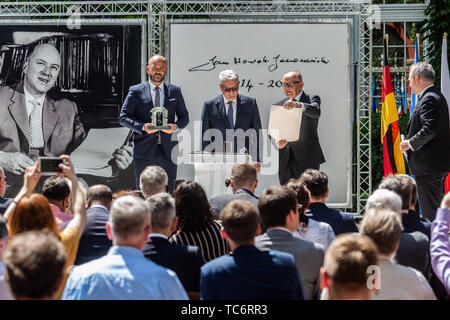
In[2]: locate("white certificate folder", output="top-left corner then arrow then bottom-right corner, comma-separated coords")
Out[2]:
268,105 -> 302,142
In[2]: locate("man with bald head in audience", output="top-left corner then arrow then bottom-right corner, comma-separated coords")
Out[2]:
210,163 -> 259,217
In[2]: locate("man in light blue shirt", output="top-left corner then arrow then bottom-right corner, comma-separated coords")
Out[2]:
62,195 -> 188,300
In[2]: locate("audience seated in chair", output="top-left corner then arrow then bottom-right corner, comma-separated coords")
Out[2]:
200,199 -> 305,300
286,179 -> 335,250
430,192 -> 450,295
62,195 -> 188,300
143,193 -> 205,300
366,189 -> 431,278
3,230 -> 67,300
378,174 -> 431,239
299,169 -> 358,235
74,184 -> 113,266
255,186 -> 324,300
210,163 -> 266,233
0,166 -> 12,215
169,181 -> 230,262
321,234 -> 378,300
0,215 -> 13,300
360,208 -> 436,300
3,156 -> 86,299
140,165 -> 168,199
42,175 -> 73,228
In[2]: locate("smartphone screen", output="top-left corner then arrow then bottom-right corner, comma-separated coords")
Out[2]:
39,157 -> 63,173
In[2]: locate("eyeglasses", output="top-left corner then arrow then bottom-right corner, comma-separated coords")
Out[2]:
282,81 -> 302,88
221,85 -> 239,93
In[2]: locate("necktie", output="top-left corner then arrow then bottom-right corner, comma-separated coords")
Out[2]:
154,86 -> 161,107
154,86 -> 162,144
227,101 -> 234,128
28,99 -> 44,148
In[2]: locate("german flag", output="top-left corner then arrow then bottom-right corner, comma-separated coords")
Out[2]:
381,35 -> 405,176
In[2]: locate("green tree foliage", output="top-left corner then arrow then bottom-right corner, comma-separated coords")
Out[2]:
422,0 -> 450,87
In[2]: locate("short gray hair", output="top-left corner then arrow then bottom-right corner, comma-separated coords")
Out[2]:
139,166 -> 168,198
360,208 -> 403,255
219,69 -> 239,84
410,62 -> 435,82
365,189 -> 402,215
109,195 -> 150,240
147,193 -> 175,231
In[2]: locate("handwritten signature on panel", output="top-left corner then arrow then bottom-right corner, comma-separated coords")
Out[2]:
188,54 -> 330,72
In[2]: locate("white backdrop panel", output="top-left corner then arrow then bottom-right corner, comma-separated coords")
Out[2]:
170,23 -> 352,206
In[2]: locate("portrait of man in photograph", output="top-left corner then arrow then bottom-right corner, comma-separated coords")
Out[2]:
0,24 -> 142,196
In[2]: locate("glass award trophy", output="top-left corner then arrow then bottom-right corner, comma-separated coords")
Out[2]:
150,106 -> 170,130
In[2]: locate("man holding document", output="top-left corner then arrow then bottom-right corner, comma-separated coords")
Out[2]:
270,71 -> 325,185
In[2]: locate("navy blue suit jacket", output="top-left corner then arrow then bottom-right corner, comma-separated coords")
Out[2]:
119,81 -> 189,160
275,92 -> 325,168
307,202 -> 358,236
201,94 -> 262,161
200,245 -> 305,300
74,205 -> 112,266
402,209 -> 431,239
143,235 -> 205,292
0,197 -> 11,215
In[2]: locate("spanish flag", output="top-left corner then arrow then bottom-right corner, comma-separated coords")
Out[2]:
381,35 -> 405,176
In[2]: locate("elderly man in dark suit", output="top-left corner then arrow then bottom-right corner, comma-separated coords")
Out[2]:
120,55 -> 189,194
74,184 -> 113,266
0,167 -> 11,215
274,71 -> 325,185
400,62 -> 450,221
143,193 -> 204,299
201,69 -> 262,164
200,199 -> 305,300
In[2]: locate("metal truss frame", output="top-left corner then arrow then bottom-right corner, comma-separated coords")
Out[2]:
0,0 -> 372,213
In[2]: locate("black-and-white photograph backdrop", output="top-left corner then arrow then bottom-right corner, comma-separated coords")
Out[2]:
0,20 -> 144,196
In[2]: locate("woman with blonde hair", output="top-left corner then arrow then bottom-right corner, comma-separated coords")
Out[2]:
3,155 -> 86,299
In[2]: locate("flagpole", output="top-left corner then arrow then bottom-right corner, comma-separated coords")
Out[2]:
385,34 -> 389,59
416,33 -> 420,61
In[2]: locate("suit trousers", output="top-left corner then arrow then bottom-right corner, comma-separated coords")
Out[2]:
415,172 -> 447,222
133,144 -> 177,194
278,145 -> 319,185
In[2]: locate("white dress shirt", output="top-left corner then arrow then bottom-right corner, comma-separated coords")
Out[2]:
223,96 -> 237,127
293,91 -> 305,109
149,80 -> 165,106
24,86 -> 45,117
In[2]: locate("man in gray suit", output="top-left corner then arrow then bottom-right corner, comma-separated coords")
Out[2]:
255,186 -> 324,300
210,163 -> 259,218
0,43 -> 130,196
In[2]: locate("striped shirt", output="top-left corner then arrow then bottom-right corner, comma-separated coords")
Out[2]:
169,220 -> 230,262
